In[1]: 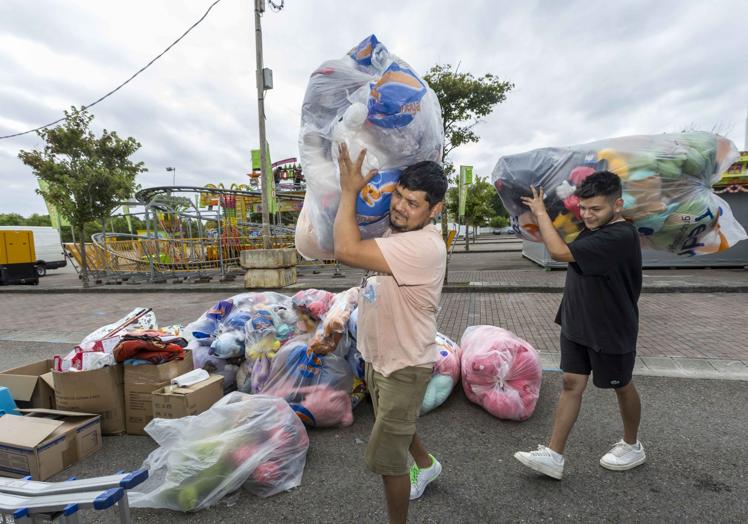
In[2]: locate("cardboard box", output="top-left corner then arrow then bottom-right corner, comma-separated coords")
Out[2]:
152,374 -> 224,420
52,365 -> 125,435
0,359 -> 56,409
21,409 -> 102,469
0,410 -> 101,480
124,352 -> 193,435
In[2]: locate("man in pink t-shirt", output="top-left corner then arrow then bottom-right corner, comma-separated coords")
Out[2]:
334,144 -> 447,524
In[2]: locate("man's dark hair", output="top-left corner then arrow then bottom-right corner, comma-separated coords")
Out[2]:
398,161 -> 447,207
575,170 -> 622,200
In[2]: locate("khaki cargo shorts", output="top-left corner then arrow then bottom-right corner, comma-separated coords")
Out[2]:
364,363 -> 432,476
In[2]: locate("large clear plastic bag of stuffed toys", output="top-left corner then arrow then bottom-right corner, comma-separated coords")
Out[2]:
129,393 -> 309,512
185,292 -> 305,394
260,335 -> 354,428
459,325 -> 542,421
296,34 -> 444,260
491,132 -> 746,256
260,288 -> 360,428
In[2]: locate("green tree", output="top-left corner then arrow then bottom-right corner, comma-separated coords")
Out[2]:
423,64 -> 513,242
18,107 -> 146,286
446,177 -> 498,251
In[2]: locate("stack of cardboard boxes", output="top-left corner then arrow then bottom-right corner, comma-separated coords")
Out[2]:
0,351 -> 224,479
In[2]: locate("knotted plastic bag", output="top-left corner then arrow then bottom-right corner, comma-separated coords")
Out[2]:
460,325 -> 542,421
129,393 -> 309,512
491,131 -> 745,256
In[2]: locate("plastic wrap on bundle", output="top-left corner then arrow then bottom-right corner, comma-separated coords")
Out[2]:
459,325 -> 542,421
309,287 -> 360,355
129,393 -> 309,511
260,335 -> 354,428
491,132 -> 746,255
292,288 -> 336,321
296,34 -> 444,259
420,332 -> 461,415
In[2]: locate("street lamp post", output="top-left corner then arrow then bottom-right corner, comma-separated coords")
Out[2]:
165,166 -> 176,186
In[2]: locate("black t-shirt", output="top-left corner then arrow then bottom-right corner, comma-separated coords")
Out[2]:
555,221 -> 642,354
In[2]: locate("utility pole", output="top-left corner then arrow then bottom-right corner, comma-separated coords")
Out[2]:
254,0 -> 272,249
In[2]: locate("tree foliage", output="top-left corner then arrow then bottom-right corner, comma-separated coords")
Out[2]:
18,107 -> 146,285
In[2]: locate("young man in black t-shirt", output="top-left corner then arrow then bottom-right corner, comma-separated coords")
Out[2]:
514,171 -> 645,480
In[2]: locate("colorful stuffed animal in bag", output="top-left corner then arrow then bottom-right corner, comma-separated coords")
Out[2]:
460,325 -> 542,421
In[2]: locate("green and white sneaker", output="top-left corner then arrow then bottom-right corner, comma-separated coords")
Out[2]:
409,454 -> 442,500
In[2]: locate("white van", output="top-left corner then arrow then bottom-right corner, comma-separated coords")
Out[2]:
0,226 -> 67,276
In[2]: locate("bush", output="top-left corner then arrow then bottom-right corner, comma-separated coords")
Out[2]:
489,216 -> 509,228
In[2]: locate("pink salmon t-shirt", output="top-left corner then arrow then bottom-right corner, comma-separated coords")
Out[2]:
357,224 -> 446,377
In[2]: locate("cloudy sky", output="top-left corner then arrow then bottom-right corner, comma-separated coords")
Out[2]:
1,0 -> 746,215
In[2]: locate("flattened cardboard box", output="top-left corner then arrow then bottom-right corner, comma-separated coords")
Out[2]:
152,374 -> 224,419
0,359 -> 56,409
51,365 -> 125,435
124,352 -> 193,435
0,409 -> 100,480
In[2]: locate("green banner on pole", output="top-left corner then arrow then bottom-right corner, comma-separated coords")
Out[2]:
458,165 -> 473,218
37,179 -> 69,230
460,165 -> 473,185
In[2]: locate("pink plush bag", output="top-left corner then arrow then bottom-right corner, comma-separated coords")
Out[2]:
459,325 -> 542,421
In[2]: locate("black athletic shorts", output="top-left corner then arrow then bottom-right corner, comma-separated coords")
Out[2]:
560,333 -> 635,389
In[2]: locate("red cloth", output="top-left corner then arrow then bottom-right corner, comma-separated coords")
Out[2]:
113,334 -> 186,364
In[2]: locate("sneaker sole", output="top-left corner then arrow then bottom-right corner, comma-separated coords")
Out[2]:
410,463 -> 442,500
513,452 -> 563,480
599,454 -> 646,471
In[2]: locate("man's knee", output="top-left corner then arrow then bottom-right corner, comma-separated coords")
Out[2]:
561,373 -> 588,394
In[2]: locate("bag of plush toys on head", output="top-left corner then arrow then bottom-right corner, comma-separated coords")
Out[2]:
129,393 -> 309,512
491,131 -> 746,256
460,325 -> 542,421
296,34 -> 444,260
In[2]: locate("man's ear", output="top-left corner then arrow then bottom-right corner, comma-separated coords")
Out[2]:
614,197 -> 624,213
430,201 -> 444,219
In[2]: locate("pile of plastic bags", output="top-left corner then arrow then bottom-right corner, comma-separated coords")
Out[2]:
460,326 -> 542,421
185,289 -> 361,428
130,393 -> 309,512
491,131 -> 746,256
185,292 -> 302,394
296,34 -> 444,260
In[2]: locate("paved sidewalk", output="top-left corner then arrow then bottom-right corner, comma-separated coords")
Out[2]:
2,250 -> 747,293
1,291 -> 746,381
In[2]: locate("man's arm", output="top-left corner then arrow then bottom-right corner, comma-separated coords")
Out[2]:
333,144 -> 392,274
521,186 -> 574,262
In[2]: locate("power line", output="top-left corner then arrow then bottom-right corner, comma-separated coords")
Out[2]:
0,0 -> 224,140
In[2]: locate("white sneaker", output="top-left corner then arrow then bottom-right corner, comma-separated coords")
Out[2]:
600,440 -> 646,471
409,454 -> 442,500
514,445 -> 564,480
